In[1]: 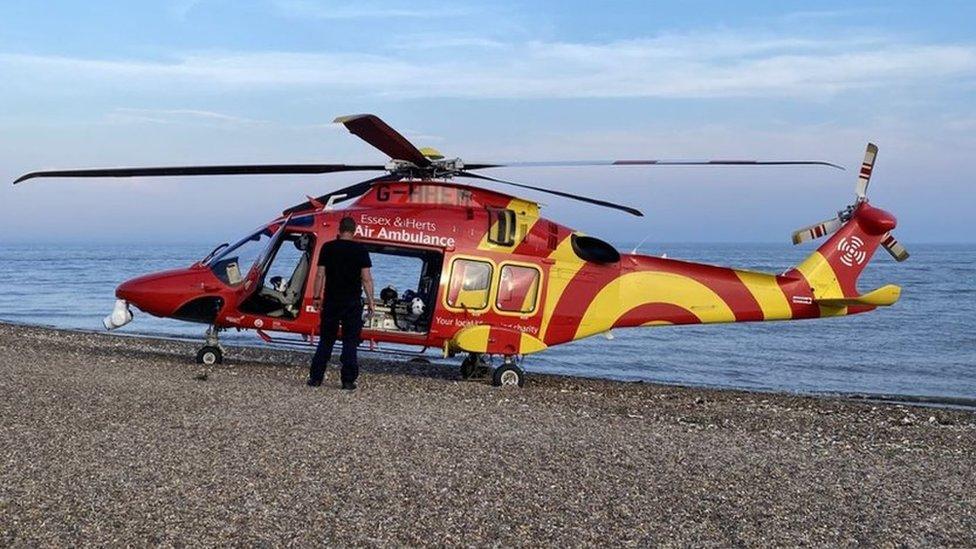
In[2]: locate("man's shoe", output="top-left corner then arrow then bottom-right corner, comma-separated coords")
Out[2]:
341,381 -> 357,391
307,378 -> 323,387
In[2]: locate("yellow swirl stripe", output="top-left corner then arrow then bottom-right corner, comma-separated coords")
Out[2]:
734,270 -> 793,321
538,235 -> 587,341
574,271 -> 735,339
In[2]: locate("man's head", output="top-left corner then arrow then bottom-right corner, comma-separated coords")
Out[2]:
338,216 -> 357,237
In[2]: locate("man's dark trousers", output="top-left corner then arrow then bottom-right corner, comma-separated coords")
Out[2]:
309,298 -> 363,384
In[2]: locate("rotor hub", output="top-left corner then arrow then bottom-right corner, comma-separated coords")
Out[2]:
385,158 -> 465,179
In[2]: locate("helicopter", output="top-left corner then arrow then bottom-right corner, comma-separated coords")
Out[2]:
14,114 -> 909,387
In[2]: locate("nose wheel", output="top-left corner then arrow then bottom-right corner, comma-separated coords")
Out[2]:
195,326 -> 225,365
195,345 -> 223,365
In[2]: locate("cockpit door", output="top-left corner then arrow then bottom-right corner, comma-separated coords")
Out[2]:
237,214 -> 293,302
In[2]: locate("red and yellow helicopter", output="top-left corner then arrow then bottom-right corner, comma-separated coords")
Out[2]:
14,115 -> 909,387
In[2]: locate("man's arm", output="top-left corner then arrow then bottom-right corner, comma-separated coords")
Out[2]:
361,268 -> 375,313
311,266 -> 326,311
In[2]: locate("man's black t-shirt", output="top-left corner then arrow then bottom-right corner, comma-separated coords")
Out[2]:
317,239 -> 372,303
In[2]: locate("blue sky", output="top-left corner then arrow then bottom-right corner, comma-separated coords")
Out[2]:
1,0 -> 974,244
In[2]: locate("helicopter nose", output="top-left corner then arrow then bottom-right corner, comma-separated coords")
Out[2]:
116,268 -> 215,318
116,273 -> 176,317
116,276 -> 152,309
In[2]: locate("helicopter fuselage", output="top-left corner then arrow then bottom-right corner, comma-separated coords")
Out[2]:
113,179 -> 897,359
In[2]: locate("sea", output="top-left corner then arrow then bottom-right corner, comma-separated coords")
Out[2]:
1,242 -> 974,402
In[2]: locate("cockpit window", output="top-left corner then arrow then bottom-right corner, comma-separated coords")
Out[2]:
208,226 -> 275,286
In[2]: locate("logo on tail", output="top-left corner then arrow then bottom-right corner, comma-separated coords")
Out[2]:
837,236 -> 867,267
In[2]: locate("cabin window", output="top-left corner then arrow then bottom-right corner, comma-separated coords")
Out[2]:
487,208 -> 517,246
447,259 -> 493,310
496,264 -> 540,314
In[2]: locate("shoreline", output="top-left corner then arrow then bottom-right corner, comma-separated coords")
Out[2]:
1,321 -> 974,545
5,319 -> 974,411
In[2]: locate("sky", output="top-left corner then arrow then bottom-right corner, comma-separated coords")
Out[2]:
1,0 -> 974,245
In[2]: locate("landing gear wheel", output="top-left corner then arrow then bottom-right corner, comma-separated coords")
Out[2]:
196,346 -> 223,365
492,363 -> 525,387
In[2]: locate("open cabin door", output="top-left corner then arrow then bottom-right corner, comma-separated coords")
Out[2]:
360,243 -> 443,337
236,214 -> 293,305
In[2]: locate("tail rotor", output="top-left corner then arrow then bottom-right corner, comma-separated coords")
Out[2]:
791,143 -> 909,262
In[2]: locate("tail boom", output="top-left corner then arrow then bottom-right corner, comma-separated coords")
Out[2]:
540,203 -> 901,346
598,257 -> 821,334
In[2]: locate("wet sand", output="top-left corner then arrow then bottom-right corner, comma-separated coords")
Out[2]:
1,322 -> 974,546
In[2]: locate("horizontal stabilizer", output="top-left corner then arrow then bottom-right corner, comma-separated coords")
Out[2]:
815,284 -> 901,307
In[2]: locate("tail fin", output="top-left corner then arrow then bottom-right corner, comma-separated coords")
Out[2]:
788,202 -> 898,301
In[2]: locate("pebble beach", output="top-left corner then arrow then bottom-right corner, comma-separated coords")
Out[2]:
1,322 -> 974,546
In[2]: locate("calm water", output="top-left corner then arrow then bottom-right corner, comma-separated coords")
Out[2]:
1,242 -> 974,400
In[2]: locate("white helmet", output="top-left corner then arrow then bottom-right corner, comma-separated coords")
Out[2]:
409,297 -> 425,316
270,276 -> 287,293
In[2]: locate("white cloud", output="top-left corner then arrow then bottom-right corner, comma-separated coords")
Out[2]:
1,31 -> 974,100
778,8 -> 885,22
169,0 -> 205,20
271,0 -> 472,19
106,108 -> 269,126
390,35 -> 507,51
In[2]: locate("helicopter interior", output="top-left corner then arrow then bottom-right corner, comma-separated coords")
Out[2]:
362,244 -> 443,335
238,231 -> 316,319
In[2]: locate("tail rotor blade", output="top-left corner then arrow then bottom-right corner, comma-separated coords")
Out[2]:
855,143 -> 879,199
792,217 -> 843,245
881,232 -> 910,262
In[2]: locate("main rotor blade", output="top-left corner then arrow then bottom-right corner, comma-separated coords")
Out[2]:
881,232 -> 910,262
456,171 -> 643,217
333,114 -> 431,168
13,164 -> 385,185
282,174 -> 401,215
855,143 -> 879,199
468,159 -> 845,170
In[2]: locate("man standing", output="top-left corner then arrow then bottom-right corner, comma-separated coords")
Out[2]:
309,216 -> 375,390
